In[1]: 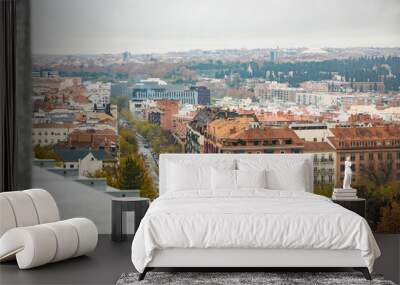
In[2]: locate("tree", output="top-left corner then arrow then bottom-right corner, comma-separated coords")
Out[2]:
88,167 -> 119,188
376,202 -> 400,233
119,128 -> 138,157
140,172 -> 158,200
314,184 -> 333,198
118,156 -> 143,190
33,145 -> 61,161
354,164 -> 400,232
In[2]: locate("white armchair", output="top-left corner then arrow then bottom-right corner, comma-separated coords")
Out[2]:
0,189 -> 98,269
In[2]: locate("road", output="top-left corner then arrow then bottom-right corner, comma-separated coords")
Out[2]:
134,130 -> 159,190
120,117 -> 159,190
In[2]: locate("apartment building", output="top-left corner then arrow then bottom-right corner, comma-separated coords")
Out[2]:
254,82 -> 301,104
299,81 -> 329,92
204,116 -> 304,154
32,123 -> 75,146
186,108 -> 239,153
296,92 -> 340,107
85,82 -> 111,106
156,100 -> 179,131
171,112 -> 196,152
68,129 -> 118,151
351,81 -> 385,93
304,141 -> 336,185
328,125 -> 400,186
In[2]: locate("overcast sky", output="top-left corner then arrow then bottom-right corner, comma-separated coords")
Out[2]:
31,0 -> 400,55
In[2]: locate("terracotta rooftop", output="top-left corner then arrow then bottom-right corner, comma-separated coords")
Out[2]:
256,112 -> 317,123
329,126 -> 400,140
303,141 -> 335,152
227,127 -> 303,144
208,116 -> 256,138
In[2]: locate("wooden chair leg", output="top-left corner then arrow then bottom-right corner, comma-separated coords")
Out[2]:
354,267 -> 372,280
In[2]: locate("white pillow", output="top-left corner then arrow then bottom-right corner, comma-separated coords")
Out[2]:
211,168 -> 237,191
266,162 -> 307,191
237,158 -> 308,192
167,162 -> 211,191
236,169 -> 267,189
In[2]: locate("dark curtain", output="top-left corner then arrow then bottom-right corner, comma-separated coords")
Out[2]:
0,0 -> 31,192
0,0 -> 17,192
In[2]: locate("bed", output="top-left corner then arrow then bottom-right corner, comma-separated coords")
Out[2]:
131,154 -> 380,280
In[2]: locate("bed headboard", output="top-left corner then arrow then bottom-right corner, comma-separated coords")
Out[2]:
159,154 -> 314,196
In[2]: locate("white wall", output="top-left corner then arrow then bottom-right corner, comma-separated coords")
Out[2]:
78,153 -> 103,176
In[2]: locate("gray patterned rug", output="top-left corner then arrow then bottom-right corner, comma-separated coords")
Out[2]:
116,272 -> 396,285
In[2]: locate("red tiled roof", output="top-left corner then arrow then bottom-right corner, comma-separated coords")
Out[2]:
227,127 -> 303,144
303,141 -> 334,152
329,126 -> 400,140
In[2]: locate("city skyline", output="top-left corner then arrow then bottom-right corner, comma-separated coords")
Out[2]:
31,0 -> 400,55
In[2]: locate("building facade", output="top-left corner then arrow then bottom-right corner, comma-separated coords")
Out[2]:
185,108 -> 238,153
55,149 -> 104,175
171,112 -> 196,152
351,82 -> 385,93
132,81 -> 210,105
68,129 -> 118,151
85,82 -> 111,106
111,81 -> 130,97
296,92 -> 340,107
155,100 -> 179,131
328,125 -> 400,187
204,116 -> 304,154
304,141 -> 336,185
32,123 -> 75,146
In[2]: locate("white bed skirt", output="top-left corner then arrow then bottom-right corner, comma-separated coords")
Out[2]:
148,248 -> 366,268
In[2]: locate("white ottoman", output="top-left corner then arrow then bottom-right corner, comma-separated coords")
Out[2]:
0,189 -> 98,269
0,218 -> 98,269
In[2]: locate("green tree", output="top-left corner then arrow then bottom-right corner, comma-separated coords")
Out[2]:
33,145 -> 61,161
119,128 -> 138,157
88,167 -> 119,188
355,163 -> 400,232
314,184 -> 334,198
140,172 -> 158,200
118,156 -> 143,190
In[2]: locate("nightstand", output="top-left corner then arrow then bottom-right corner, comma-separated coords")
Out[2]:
112,197 -> 150,242
332,198 -> 366,218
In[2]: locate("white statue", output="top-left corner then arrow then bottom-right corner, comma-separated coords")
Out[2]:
343,157 -> 352,189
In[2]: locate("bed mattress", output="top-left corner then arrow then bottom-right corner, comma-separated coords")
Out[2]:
131,190 -> 380,273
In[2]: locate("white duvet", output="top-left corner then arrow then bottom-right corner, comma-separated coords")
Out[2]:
131,190 -> 380,273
